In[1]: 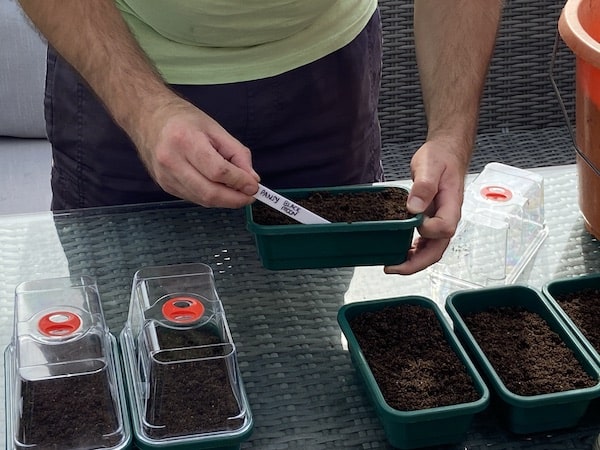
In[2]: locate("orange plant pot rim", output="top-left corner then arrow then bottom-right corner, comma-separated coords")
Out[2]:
559,0 -> 600,68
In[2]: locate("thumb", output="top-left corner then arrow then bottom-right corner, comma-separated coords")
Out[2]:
407,166 -> 439,215
407,192 -> 428,214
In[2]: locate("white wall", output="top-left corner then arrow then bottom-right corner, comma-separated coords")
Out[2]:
0,138 -> 52,214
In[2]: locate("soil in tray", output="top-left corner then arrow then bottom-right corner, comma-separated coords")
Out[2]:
19,369 -> 121,449
463,306 -> 597,395
552,287 -> 600,353
145,326 -> 243,438
252,187 -> 414,225
349,304 -> 480,410
18,333 -> 121,449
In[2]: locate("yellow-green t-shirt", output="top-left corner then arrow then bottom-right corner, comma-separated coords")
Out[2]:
115,0 -> 378,85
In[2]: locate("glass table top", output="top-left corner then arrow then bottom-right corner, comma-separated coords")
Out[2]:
0,164 -> 598,449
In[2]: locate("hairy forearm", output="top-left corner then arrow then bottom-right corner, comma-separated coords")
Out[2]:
414,0 -> 503,153
18,0 -> 173,140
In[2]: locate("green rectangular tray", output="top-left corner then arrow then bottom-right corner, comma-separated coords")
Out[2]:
337,296 -> 489,449
245,185 -> 423,270
445,284 -> 600,434
543,273 -> 600,368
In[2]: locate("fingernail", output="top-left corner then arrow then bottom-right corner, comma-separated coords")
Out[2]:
407,196 -> 426,213
243,184 -> 258,196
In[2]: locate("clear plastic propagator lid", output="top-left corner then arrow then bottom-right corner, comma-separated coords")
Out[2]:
5,275 -> 131,450
120,262 -> 253,448
429,162 -> 548,303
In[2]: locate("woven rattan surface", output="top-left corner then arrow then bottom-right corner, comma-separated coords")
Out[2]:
382,126 -> 576,181
0,1 -> 594,447
378,0 -> 576,145
0,162 -> 598,449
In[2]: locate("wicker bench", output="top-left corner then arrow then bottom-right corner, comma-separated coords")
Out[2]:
378,0 -> 577,180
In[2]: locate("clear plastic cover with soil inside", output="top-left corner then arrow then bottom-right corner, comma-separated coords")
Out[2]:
144,326 -> 244,439
119,263 -> 253,449
17,354 -> 122,449
5,276 -> 131,450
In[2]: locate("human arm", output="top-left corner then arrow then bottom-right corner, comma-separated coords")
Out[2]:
385,0 -> 503,275
17,0 -> 260,208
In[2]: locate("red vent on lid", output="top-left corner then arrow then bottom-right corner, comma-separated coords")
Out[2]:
38,311 -> 82,336
162,296 -> 205,324
480,185 -> 512,202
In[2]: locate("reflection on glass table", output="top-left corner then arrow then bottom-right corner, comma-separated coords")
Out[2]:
0,164 -> 598,449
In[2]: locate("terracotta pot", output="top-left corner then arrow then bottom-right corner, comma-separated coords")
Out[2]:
559,0 -> 600,239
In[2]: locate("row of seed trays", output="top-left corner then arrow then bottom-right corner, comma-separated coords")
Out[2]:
245,178 -> 600,448
5,177 -> 600,449
7,270 -> 599,449
338,275 -> 600,449
5,264 -> 253,450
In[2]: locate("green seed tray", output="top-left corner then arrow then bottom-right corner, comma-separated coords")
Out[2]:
445,284 -> 600,434
543,273 -> 600,368
245,185 -> 423,270
337,296 -> 489,449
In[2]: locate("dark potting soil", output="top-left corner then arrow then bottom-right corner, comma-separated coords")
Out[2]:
145,326 -> 243,439
552,287 -> 600,353
252,187 -> 414,225
19,369 -> 121,449
18,333 -> 121,449
349,304 -> 480,411
463,306 -> 597,396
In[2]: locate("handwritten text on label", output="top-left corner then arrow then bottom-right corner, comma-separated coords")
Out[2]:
258,188 -> 280,204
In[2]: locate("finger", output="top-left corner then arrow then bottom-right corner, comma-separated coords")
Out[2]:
210,132 -> 261,182
384,236 -> 450,275
417,186 -> 462,240
163,161 -> 255,208
187,133 -> 259,196
410,157 -> 464,239
407,157 -> 443,214
407,178 -> 438,215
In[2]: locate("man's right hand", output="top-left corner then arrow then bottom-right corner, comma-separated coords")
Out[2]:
135,95 -> 261,208
18,0 -> 260,209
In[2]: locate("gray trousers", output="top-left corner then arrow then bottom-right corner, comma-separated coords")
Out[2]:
45,10 -> 383,210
